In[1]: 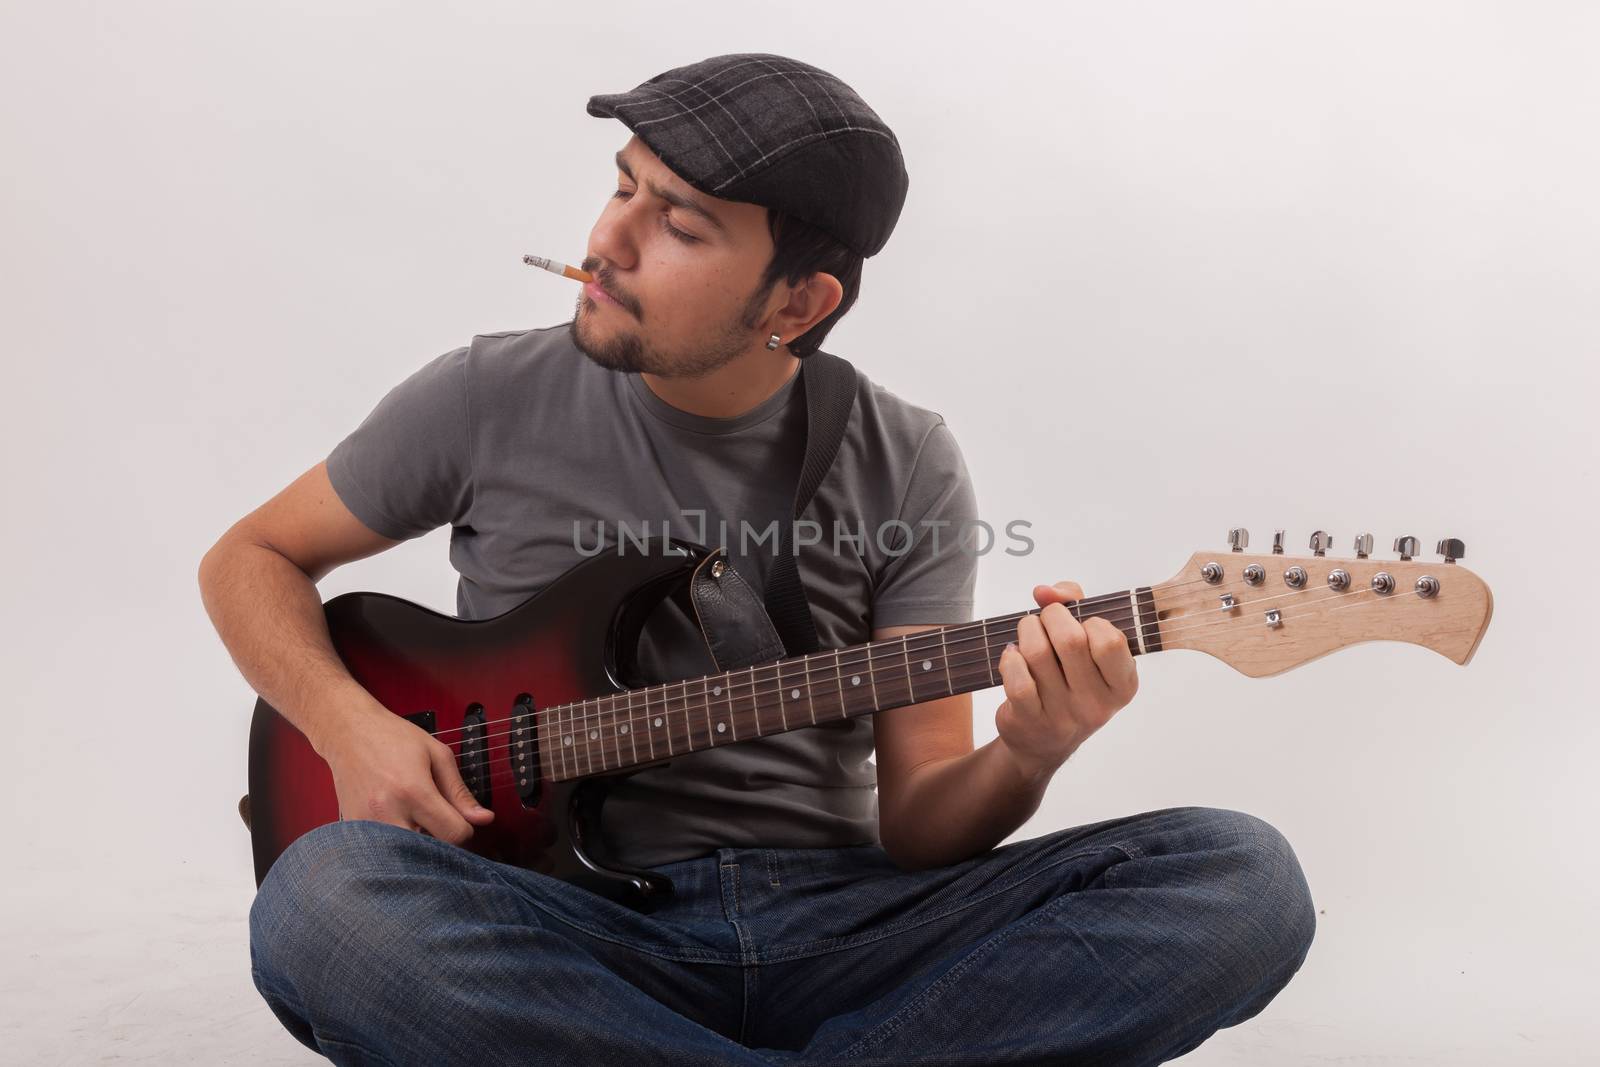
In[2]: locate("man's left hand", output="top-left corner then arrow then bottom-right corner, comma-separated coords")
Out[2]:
995,580 -> 1140,784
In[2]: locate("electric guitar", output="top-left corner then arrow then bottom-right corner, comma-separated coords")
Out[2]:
242,529 -> 1492,911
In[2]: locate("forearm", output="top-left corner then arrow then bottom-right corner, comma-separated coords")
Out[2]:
879,736 -> 1057,870
197,540 -> 375,756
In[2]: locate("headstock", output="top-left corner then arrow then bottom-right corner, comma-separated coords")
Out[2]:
1150,529 -> 1493,678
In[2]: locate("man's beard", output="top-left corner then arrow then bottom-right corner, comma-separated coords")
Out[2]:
570,290 -> 767,379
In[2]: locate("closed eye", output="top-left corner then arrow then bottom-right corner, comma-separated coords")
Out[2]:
610,188 -> 699,244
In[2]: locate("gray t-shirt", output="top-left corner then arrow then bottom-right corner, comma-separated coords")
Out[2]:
326,322 -> 978,867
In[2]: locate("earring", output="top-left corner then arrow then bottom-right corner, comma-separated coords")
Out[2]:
765,333 -> 782,350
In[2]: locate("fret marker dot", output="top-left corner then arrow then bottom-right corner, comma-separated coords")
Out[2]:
619,724 -> 629,734
654,717 -> 663,727
563,736 -> 572,746
851,675 -> 861,685
790,688 -> 800,699
716,722 -> 726,733
922,659 -> 932,671
712,685 -> 722,696
589,730 -> 598,739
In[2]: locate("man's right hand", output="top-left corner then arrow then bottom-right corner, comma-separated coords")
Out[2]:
316,699 -> 496,845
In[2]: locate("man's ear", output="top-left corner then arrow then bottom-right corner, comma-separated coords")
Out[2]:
765,271 -> 844,341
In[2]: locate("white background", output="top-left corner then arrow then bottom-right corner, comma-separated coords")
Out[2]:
4,1 -> 1596,1063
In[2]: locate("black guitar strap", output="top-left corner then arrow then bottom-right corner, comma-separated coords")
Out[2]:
763,349 -> 858,656
688,351 -> 858,671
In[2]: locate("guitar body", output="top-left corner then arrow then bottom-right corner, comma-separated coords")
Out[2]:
247,538 -> 710,910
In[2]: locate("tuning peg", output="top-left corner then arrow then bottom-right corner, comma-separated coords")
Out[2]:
1227,528 -> 1249,553
1308,531 -> 1333,557
1394,535 -> 1419,561
1271,529 -> 1285,555
1353,533 -> 1373,559
1436,538 -> 1465,564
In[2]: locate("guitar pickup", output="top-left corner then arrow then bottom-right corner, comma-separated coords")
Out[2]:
459,703 -> 490,808
510,694 -> 542,807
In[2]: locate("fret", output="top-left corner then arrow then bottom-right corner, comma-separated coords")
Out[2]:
664,680 -> 683,755
776,657 -> 813,727
901,635 -> 915,700
623,690 -> 639,766
1127,590 -> 1148,656
544,712 -> 556,782
937,628 -> 955,694
704,673 -> 724,748
903,629 -> 946,704
803,654 -> 817,725
569,703 -> 582,780
869,638 -> 912,710
746,665 -> 761,736
607,695 -> 622,771
567,700 -> 581,776
555,702 -> 570,780
553,703 -> 566,780
582,698 -> 597,775
537,713 -> 550,782
588,697 -> 604,771
1136,587 -> 1164,654
682,676 -> 707,753
835,646 -> 872,716
1092,590 -> 1136,656
979,618 -> 996,687
538,706 -> 551,781
811,648 -> 846,721
757,661 -> 785,733
863,639 -> 881,711
641,685 -> 656,762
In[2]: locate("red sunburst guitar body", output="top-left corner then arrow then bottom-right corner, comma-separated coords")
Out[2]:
247,539 -> 711,909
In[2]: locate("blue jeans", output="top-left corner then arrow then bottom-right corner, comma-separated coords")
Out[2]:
250,806 -> 1315,1065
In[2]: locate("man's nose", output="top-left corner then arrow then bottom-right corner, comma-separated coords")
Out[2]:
588,207 -> 640,272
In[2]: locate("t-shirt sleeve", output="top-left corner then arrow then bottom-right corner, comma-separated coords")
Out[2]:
325,346 -> 475,540
870,419 -> 980,628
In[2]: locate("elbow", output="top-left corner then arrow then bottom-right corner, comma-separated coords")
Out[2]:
877,820 -> 934,872
197,542 -> 221,593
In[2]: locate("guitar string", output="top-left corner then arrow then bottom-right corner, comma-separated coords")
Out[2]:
440,576 -> 1423,767
505,585 -> 1420,783
501,584 -> 1438,791
464,584 -> 1437,790
506,575 -> 1404,748
407,576 -> 1219,747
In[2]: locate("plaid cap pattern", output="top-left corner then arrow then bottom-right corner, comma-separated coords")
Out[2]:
587,53 -> 909,258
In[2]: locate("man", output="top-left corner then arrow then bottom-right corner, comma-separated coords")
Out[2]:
201,53 -> 1315,1065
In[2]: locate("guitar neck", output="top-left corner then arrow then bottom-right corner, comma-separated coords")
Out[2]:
535,586 -> 1161,782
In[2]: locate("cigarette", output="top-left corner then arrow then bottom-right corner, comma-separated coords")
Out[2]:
523,254 -> 593,283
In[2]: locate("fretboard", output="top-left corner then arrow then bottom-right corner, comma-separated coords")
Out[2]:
536,587 -> 1163,782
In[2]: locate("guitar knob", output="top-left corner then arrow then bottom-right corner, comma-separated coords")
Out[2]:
1353,532 -> 1374,559
1308,531 -> 1333,557
1227,527 -> 1249,552
1271,529 -> 1286,555
1393,535 -> 1419,561
1436,538 -> 1465,564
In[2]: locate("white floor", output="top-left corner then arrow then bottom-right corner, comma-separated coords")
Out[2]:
5,867 -> 1589,1065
